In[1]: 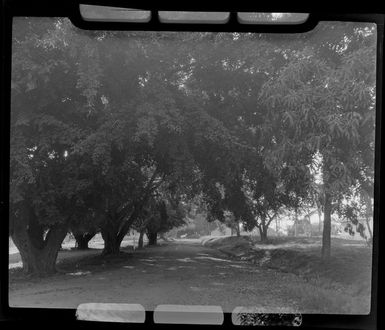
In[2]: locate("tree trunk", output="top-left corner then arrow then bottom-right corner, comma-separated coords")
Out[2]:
102,235 -> 120,255
236,222 -> 241,237
275,217 -> 280,237
363,192 -> 373,241
147,231 -> 158,246
12,224 -> 67,275
138,230 -> 145,249
317,207 -> 323,234
314,195 -> 323,234
74,232 -> 96,250
294,208 -> 298,237
101,226 -> 121,255
365,218 -> 373,241
115,197 -> 153,245
258,226 -> 268,242
306,217 -> 311,237
322,192 -> 332,259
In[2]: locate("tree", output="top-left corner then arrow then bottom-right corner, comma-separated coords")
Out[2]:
143,195 -> 186,246
335,184 -> 373,245
131,190 -> 187,248
70,211 -> 101,250
132,215 -> 149,249
240,148 -> 312,242
73,231 -> 96,250
180,31 -> 317,242
65,29 -> 202,255
9,18 -> 104,274
259,22 -> 376,258
11,18 -> 376,274
223,212 -> 241,237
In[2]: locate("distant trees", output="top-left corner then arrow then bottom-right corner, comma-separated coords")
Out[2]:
136,191 -> 187,246
171,199 -> 224,238
184,32 -> 315,243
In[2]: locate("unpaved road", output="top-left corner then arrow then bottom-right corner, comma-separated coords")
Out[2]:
8,240 -> 333,313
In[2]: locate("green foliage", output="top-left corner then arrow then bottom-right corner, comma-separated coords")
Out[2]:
259,22 -> 376,238
142,196 -> 187,235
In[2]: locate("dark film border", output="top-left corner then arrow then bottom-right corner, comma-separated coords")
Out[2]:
0,1 -> 383,329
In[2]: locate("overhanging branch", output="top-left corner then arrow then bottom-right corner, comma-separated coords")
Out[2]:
116,172 -> 168,243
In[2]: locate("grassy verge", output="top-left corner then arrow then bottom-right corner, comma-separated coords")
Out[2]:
202,235 -> 372,313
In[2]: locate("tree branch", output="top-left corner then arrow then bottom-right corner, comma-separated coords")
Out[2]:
112,167 -> 169,244
115,168 -> 163,224
266,210 -> 279,227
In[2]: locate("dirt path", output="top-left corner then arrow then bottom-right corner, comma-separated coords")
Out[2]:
8,240 -> 351,313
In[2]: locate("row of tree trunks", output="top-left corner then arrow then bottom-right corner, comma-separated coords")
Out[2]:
101,206 -> 161,254
100,202 -> 145,255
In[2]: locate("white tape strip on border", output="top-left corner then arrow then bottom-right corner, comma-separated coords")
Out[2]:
153,304 -> 224,325
76,303 -> 145,323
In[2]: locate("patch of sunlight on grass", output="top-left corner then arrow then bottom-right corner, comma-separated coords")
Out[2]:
252,241 -> 321,251
177,265 -> 195,269
67,271 -> 92,276
229,264 -> 246,269
9,262 -> 23,269
177,258 -> 197,263
194,256 -> 233,262
341,243 -> 368,247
